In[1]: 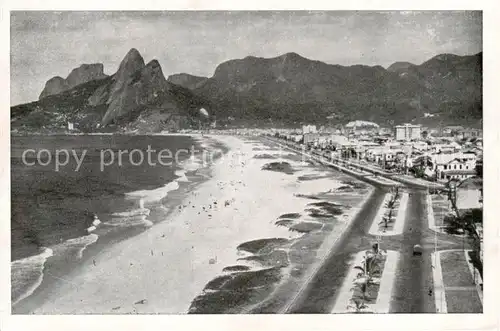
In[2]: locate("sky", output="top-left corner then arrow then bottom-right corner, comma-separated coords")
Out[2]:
10,11 -> 482,106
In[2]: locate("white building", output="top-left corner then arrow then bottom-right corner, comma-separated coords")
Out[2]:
365,146 -> 398,165
395,123 -> 421,141
302,125 -> 317,134
328,134 -> 349,147
303,133 -> 319,145
432,151 -> 477,182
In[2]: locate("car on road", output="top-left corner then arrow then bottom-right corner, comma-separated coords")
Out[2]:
413,244 -> 423,256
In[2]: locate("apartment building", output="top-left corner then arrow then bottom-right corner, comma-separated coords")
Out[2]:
394,123 -> 422,141
302,125 -> 317,134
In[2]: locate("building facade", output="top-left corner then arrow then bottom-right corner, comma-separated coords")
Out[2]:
303,133 -> 319,145
302,125 -> 317,134
394,123 -> 422,141
435,158 -> 477,181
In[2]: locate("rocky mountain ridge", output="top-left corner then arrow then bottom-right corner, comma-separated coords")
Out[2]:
12,48 -> 211,133
188,51 -> 482,127
12,49 -> 482,133
39,63 -> 108,100
167,74 -> 208,90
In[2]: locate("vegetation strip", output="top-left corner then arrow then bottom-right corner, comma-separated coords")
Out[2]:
374,189 -> 403,235
431,251 -> 448,313
332,248 -> 397,313
390,192 -> 408,235
368,193 -> 392,235
331,251 -> 366,313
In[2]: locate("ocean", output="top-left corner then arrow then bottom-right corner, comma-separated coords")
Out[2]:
11,134 -> 222,307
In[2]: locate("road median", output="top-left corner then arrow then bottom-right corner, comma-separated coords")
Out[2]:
331,249 -> 399,313
369,191 -> 408,236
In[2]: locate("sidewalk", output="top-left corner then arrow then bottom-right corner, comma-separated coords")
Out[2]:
429,193 -> 452,230
438,250 -> 483,313
427,193 -> 465,239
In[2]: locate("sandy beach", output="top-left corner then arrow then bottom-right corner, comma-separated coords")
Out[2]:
29,134 -> 373,314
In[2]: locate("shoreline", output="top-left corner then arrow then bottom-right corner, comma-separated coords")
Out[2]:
11,134 -> 223,314
14,134 -> 376,314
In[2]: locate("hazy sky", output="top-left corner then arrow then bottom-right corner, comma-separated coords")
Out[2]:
10,11 -> 482,105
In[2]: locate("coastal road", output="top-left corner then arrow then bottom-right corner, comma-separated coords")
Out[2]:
282,186 -> 389,313
263,139 -> 470,313
282,184 -> 469,313
386,189 -> 436,313
388,187 -> 468,313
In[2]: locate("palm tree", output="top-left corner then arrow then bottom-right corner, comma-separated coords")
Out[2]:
350,251 -> 383,307
386,196 -> 396,210
394,187 -> 400,200
379,215 -> 393,231
381,189 -> 400,230
380,199 -> 396,231
363,253 -> 382,276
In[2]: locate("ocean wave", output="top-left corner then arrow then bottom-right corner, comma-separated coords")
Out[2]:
105,213 -> 154,228
11,248 -> 53,305
125,181 -> 180,203
88,215 -> 102,233
192,136 -> 218,151
112,208 -> 151,217
181,155 -> 204,172
61,233 -> 99,259
92,215 -> 101,227
175,170 -> 190,182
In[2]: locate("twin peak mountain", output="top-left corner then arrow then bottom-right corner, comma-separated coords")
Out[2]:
14,48 -> 482,132
34,48 -> 205,131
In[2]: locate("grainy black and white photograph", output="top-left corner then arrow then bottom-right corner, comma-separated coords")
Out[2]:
7,10 -> 486,317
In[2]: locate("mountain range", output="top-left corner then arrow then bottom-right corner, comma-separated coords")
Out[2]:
11,49 -> 482,133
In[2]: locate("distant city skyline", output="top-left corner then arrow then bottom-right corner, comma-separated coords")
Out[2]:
11,11 -> 482,105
